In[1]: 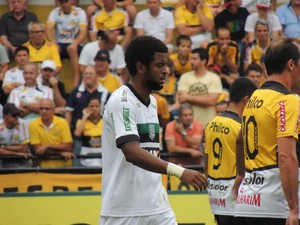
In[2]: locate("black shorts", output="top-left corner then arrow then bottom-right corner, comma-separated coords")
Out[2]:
58,43 -> 83,59
215,214 -> 235,225
235,217 -> 286,225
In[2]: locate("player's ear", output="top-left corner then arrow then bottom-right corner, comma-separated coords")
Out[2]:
243,95 -> 250,105
287,59 -> 295,72
136,62 -> 146,74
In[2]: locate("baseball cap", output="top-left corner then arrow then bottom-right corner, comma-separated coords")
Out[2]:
94,50 -> 111,62
256,0 -> 271,8
3,103 -> 21,116
41,60 -> 57,70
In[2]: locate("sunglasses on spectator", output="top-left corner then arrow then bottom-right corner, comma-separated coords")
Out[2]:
10,113 -> 20,118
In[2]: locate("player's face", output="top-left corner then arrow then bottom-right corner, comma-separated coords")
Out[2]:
147,0 -> 161,12
23,64 -> 38,87
88,99 -> 101,117
257,7 -> 269,18
246,70 -> 262,87
178,40 -> 192,56
217,30 -> 231,48
186,0 -> 198,8
255,24 -> 269,42
103,0 -> 116,9
144,52 -> 168,91
4,113 -> 20,126
83,66 -> 98,87
15,50 -> 29,67
291,45 -> 300,90
180,108 -> 193,126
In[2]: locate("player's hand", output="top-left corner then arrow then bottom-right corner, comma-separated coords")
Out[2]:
231,174 -> 244,200
82,108 -> 91,119
286,211 -> 299,225
36,145 -> 47,155
180,169 -> 207,191
49,77 -> 58,86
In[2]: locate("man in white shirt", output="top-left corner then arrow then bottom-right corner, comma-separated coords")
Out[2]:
3,46 -> 29,95
7,62 -> 53,123
78,30 -> 126,78
134,0 -> 175,51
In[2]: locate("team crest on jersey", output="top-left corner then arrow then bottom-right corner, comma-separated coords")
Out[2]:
121,90 -> 128,102
149,124 -> 156,140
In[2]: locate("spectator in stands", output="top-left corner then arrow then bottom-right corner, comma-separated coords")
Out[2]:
244,0 -> 281,44
244,62 -> 264,87
24,21 -> 62,75
74,94 -> 103,167
175,0 -> 214,49
0,103 -> 32,168
169,35 -> 192,78
55,0 -> 79,6
214,0 -> 249,46
29,98 -> 73,168
7,62 -> 53,123
276,0 -> 300,38
244,19 -> 270,70
90,0 -> 132,48
2,46 -> 29,95
152,92 -> 170,128
86,0 -> 137,29
66,65 -> 110,130
177,48 -> 222,126
66,65 -> 109,166
40,60 -> 66,115
207,27 -> 240,89
0,0 -> 38,57
46,0 -> 87,88
94,50 -> 121,94
159,58 -> 178,106
0,44 -> 10,81
79,30 -> 126,78
134,0 -> 175,52
165,103 -> 203,166
215,100 -> 229,115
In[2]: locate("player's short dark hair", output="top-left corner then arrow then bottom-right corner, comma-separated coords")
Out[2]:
176,35 -> 192,47
265,37 -> 300,75
14,46 -> 29,56
230,78 -> 257,103
244,63 -> 263,76
125,36 -> 168,77
192,48 -> 209,66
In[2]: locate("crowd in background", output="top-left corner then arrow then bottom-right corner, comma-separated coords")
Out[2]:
0,0 -> 297,168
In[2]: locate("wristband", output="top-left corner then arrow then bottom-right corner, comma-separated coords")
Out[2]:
167,162 -> 185,179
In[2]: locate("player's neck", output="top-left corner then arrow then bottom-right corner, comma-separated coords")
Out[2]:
227,103 -> 243,117
195,67 -> 207,77
268,74 -> 291,90
129,80 -> 151,103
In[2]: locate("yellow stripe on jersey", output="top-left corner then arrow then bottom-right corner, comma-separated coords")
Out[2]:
205,111 -> 241,179
242,81 -> 299,171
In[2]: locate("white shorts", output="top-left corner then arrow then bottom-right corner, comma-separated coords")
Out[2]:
100,210 -> 177,225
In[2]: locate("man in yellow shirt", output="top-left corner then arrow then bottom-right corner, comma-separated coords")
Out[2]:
29,98 -> 73,168
175,0 -> 214,49
94,50 -> 121,93
23,21 -> 62,75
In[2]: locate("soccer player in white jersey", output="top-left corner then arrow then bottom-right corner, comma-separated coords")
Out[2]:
7,62 -> 53,123
100,35 -> 207,225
